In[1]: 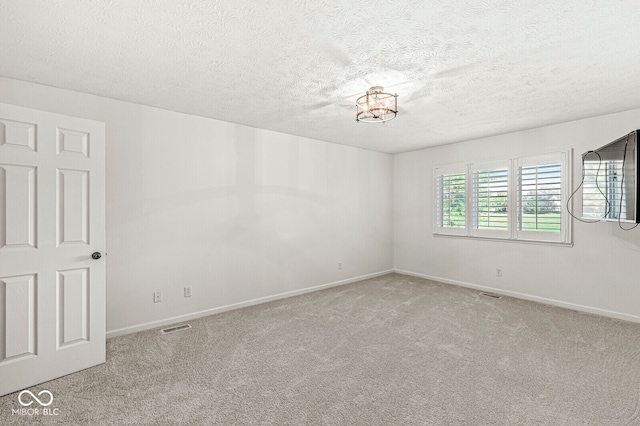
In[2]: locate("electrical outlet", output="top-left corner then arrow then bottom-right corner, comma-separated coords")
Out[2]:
184,287 -> 192,298
496,268 -> 502,277
154,291 -> 162,303
338,262 -> 342,270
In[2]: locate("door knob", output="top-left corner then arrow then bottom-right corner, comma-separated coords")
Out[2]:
91,252 -> 102,260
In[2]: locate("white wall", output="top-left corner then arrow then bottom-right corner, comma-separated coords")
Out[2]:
395,108 -> 640,322
0,77 -> 394,336
6,75 -> 640,332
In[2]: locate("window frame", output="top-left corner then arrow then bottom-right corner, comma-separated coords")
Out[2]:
469,160 -> 511,239
433,164 -> 468,236
514,152 -> 571,243
433,149 -> 572,245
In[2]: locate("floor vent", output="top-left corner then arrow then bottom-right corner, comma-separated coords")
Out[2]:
161,324 -> 192,334
480,292 -> 502,299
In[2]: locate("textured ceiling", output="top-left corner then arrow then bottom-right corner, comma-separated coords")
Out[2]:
2,1 -> 640,153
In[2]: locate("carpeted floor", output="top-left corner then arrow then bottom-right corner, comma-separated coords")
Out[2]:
2,273 -> 640,425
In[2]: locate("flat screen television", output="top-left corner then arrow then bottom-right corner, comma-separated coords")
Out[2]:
581,130 -> 639,223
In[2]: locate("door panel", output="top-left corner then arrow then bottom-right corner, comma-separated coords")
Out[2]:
0,103 -> 105,396
0,274 -> 37,363
0,119 -> 37,151
57,128 -> 89,157
0,164 -> 37,249
57,169 -> 90,247
57,268 -> 90,347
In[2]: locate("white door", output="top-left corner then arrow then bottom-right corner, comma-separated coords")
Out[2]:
0,103 -> 105,396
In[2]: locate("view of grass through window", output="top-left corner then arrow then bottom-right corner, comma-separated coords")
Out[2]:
474,168 -> 508,230
435,153 -> 569,243
437,173 -> 466,228
518,163 -> 562,232
438,163 -> 562,233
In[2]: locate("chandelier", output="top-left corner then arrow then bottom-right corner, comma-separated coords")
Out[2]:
355,86 -> 398,123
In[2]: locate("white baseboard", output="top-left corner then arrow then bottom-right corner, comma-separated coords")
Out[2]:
107,269 -> 394,339
394,269 -> 640,324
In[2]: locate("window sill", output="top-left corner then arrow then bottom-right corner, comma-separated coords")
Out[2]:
433,232 -> 574,247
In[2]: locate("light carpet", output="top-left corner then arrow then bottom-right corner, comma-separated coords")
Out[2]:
2,273 -> 640,425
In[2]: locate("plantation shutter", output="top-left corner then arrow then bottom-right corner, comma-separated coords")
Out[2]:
514,152 -> 571,243
470,161 -> 510,238
434,166 -> 467,235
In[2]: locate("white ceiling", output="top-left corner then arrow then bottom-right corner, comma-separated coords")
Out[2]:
2,1 -> 640,154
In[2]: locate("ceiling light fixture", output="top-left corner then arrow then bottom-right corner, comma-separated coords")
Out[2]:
355,86 -> 398,123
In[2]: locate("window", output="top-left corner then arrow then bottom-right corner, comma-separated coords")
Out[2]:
514,153 -> 570,242
435,166 -> 467,235
471,161 -> 510,238
434,150 -> 572,244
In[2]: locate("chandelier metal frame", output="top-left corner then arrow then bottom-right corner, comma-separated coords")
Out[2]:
355,86 -> 398,123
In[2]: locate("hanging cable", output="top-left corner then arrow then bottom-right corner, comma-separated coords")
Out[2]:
566,150 -> 610,223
